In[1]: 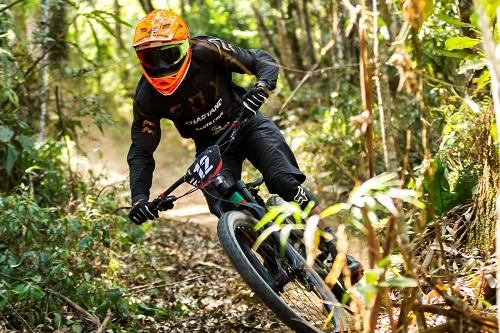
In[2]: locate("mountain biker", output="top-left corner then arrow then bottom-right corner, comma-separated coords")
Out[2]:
127,9 -> 363,282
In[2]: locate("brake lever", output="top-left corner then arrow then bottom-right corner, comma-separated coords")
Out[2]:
150,195 -> 177,212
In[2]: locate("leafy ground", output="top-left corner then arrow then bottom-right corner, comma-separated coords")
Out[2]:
124,218 -> 291,333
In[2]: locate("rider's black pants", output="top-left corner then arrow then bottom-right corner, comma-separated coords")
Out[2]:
195,113 -> 319,217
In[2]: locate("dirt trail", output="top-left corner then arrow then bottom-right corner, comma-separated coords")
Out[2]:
79,120 -> 217,226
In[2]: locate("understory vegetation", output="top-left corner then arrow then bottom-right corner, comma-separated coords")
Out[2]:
1,0 -> 500,332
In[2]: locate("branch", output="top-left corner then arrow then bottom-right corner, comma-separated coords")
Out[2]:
46,288 -> 100,326
130,275 -> 204,293
279,39 -> 335,113
0,0 -> 25,14
95,309 -> 112,333
0,273 -> 100,326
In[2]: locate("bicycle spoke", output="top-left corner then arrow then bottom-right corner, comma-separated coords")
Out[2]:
280,279 -> 330,326
231,219 -> 341,332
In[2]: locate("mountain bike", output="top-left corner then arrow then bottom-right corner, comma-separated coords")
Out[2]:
147,114 -> 351,332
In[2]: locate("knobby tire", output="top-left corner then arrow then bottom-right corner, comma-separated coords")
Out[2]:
217,211 -> 348,333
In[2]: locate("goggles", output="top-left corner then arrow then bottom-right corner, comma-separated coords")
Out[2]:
136,39 -> 189,77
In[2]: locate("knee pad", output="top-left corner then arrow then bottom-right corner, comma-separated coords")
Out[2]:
267,174 -> 319,210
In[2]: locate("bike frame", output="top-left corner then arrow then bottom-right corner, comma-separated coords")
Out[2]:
149,113 -> 303,268
150,114 -> 265,217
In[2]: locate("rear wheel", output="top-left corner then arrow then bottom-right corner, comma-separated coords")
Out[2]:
217,211 -> 348,332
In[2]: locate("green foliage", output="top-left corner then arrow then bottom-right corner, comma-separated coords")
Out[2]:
422,159 -> 476,215
444,36 -> 481,50
0,187 -> 142,330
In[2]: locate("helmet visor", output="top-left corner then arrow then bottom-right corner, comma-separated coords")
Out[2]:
137,39 -> 189,78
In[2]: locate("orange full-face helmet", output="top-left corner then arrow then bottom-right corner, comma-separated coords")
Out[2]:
133,10 -> 191,96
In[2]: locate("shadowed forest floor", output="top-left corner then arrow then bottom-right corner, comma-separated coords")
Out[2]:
126,218 -> 292,332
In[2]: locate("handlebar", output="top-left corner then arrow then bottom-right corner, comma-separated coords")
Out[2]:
148,113 -> 250,211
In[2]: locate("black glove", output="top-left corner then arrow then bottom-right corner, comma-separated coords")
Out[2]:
129,199 -> 159,225
241,83 -> 269,117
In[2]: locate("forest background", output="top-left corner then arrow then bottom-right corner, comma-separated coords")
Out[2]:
1,0 -> 500,332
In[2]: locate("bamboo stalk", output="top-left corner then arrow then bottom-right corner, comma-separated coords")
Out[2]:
38,0 -> 50,143
372,0 -> 389,171
358,0 -> 375,179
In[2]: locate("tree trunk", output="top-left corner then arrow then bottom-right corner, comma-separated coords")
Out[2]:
138,0 -> 154,14
468,2 -> 500,257
286,1 -> 305,71
48,0 -> 68,67
298,0 -> 316,66
468,108 -> 498,253
269,0 -> 297,87
113,0 -> 126,50
250,3 -> 282,62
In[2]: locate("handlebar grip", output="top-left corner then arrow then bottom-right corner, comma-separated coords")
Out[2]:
157,195 -> 175,211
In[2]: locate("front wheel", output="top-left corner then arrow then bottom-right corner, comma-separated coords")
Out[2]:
217,211 -> 348,332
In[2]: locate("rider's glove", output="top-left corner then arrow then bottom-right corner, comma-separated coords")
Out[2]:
128,199 -> 159,225
241,82 -> 270,118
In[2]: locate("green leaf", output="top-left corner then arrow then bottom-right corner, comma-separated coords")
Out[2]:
54,313 -> 62,328
78,236 -> 94,251
379,277 -> 418,288
320,203 -> 351,218
16,135 -> 33,150
377,256 -> 391,268
4,144 -> 18,175
435,13 -> 474,28
28,285 -> 44,301
14,284 -> 30,300
458,58 -> 487,74
72,323 -> 82,333
0,126 -> 14,142
473,70 -> 490,93
445,36 -> 481,50
94,300 -> 110,315
106,287 -> 123,303
255,207 -> 286,231
491,121 -> 498,144
435,49 -> 471,58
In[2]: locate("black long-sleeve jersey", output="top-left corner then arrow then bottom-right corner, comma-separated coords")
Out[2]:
127,36 -> 279,203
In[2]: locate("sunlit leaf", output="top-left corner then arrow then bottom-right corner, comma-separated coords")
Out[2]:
434,49 -> 471,58
279,224 -> 294,256
445,36 -> 481,50
458,58 -> 487,74
304,215 -> 320,267
435,13 -> 474,28
375,194 -> 399,216
379,277 -> 418,288
320,203 -> 351,218
252,225 -> 281,251
473,70 -> 490,93
254,207 -> 282,230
